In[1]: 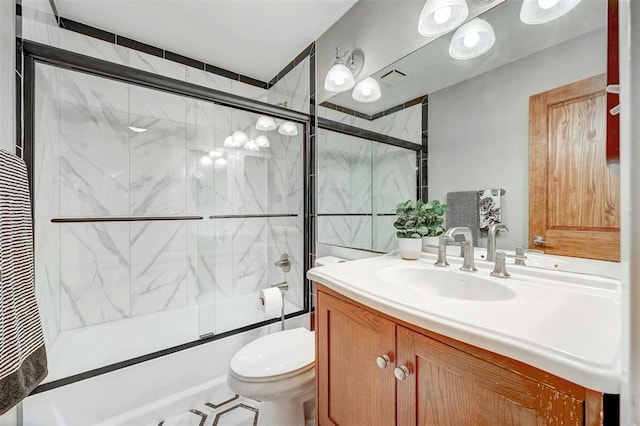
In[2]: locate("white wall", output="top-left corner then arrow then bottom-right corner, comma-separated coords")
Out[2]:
0,0 -> 15,154
428,28 -> 607,250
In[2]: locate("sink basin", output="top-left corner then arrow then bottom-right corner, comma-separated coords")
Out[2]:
376,266 -> 516,301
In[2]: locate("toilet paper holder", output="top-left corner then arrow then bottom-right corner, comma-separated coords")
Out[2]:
270,281 -> 288,330
270,281 -> 289,293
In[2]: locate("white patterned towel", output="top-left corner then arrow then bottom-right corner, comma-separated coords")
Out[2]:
0,149 -> 48,414
478,189 -> 502,231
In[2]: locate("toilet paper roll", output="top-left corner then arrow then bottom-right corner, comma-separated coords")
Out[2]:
259,287 -> 283,318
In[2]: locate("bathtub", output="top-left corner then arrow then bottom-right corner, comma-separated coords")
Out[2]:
24,295 -> 308,425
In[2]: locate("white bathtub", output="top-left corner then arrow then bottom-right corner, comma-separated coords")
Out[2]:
44,291 -> 301,383
23,302 -> 309,426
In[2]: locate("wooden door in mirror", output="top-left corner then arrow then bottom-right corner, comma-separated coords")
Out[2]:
529,74 -> 620,262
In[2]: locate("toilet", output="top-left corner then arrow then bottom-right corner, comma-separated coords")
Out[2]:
227,327 -> 315,426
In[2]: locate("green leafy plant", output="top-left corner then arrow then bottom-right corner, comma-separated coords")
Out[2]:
393,199 -> 449,239
421,199 -> 449,237
393,200 -> 429,239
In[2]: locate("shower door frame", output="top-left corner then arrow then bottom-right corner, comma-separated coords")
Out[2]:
21,39 -> 312,393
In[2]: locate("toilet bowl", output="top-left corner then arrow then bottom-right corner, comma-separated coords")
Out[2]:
227,327 -> 315,426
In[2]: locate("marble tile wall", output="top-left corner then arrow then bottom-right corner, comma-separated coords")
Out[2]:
316,128 -> 416,253
268,57 -> 310,114
21,0 -> 59,48
319,104 -> 422,145
33,65 -> 305,339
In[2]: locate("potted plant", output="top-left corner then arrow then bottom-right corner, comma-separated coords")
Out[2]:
420,200 -> 449,253
393,200 -> 429,260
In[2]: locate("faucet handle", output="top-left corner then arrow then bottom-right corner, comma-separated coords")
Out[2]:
490,251 -> 511,278
434,241 -> 450,267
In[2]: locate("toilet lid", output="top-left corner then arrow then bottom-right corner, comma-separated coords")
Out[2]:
230,328 -> 315,381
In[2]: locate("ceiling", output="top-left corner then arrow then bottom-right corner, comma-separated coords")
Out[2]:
54,0 -> 358,82
326,0 -> 607,115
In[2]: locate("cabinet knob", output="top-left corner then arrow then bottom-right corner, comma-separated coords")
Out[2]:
394,365 -> 411,381
376,354 -> 391,369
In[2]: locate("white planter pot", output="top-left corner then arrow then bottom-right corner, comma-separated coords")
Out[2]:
398,238 -> 422,260
422,236 -> 440,253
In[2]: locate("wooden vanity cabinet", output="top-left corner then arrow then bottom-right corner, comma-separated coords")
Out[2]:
315,284 -> 604,426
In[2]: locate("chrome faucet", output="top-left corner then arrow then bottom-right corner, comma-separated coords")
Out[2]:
486,224 -> 509,262
443,227 -> 477,272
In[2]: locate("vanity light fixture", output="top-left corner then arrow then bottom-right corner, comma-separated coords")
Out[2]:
255,135 -> 270,148
255,115 -> 277,131
128,126 -> 147,133
324,47 -> 364,93
418,0 -> 469,37
352,77 -> 382,103
449,18 -> 495,60
278,121 -> 298,136
519,0 -> 582,25
244,140 -> 260,151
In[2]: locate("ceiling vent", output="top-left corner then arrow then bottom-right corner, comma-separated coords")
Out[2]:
380,69 -> 408,86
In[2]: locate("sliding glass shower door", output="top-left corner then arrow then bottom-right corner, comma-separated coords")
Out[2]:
31,61 -> 306,383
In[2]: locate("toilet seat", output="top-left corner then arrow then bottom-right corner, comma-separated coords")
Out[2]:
229,327 -> 315,383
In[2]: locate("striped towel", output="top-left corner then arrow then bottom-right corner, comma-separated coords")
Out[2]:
0,149 -> 47,414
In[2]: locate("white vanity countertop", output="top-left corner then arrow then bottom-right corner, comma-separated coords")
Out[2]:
308,253 -> 621,393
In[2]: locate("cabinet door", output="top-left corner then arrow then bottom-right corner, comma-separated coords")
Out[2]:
316,290 -> 396,426
396,326 -> 584,426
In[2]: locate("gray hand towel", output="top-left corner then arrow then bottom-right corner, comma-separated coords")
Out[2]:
446,191 -> 480,244
0,149 -> 48,414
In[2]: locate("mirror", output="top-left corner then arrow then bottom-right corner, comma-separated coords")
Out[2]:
320,0 -> 608,259
317,128 -> 418,253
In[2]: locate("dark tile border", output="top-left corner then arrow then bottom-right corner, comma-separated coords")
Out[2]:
421,96 -> 428,201
59,17 -> 114,43
117,35 -> 163,58
54,14 -> 268,88
318,117 -> 420,152
52,6 -> 313,91
268,42 -> 314,88
321,94 -> 428,122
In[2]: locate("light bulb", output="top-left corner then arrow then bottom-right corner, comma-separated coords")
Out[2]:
232,130 -> 248,145
255,135 -> 270,148
433,6 -> 452,24
361,86 -> 373,96
244,140 -> 259,151
224,135 -> 240,147
537,0 -> 559,9
278,121 -> 299,136
200,156 -> 213,166
128,126 -> 147,133
463,31 -> 480,48
334,75 -> 345,86
255,115 -> 276,131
